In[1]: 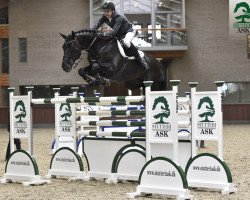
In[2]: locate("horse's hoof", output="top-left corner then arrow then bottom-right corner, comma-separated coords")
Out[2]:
86,83 -> 94,87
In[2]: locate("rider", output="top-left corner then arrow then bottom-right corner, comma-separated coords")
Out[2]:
93,1 -> 149,71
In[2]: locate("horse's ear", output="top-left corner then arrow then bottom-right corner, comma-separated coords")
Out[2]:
72,31 -> 75,38
59,33 -> 66,39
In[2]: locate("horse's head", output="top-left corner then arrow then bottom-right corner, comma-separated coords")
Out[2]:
60,31 -> 82,72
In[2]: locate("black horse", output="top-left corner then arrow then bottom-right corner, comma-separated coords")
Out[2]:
60,29 -> 167,91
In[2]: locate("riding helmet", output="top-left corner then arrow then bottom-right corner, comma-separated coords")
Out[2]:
102,1 -> 115,10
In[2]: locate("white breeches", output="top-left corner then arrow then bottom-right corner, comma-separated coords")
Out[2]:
123,28 -> 136,48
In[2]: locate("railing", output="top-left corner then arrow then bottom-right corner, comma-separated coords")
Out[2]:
134,28 -> 188,50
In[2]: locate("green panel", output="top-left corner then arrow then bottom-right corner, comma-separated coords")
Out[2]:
111,110 -> 126,115
6,149 -> 40,175
116,96 -> 126,102
8,87 -> 15,93
89,121 -> 97,126
111,101 -> 144,105
130,110 -> 145,115
130,121 -> 145,126
138,156 -> 188,189
89,131 -> 98,136
50,147 -> 84,171
84,97 -> 100,103
44,98 -> 52,104
111,132 -> 127,137
66,98 -> 81,103
143,81 -> 153,87
112,121 -> 127,126
170,80 -> 180,86
88,111 -> 96,115
130,132 -> 145,137
185,153 -> 233,183
111,144 -> 146,173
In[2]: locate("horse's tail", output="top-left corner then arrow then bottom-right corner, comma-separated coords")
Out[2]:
159,72 -> 168,90
160,59 -> 172,90
143,53 -> 169,91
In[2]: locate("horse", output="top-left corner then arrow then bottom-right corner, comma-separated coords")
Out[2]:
60,29 -> 168,91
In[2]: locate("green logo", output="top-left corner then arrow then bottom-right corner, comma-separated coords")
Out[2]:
14,100 -> 27,122
152,96 -> 170,124
60,103 -> 72,121
197,97 -> 215,122
233,1 -> 250,28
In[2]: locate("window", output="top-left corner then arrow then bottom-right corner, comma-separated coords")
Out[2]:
0,7 -> 8,24
90,0 -> 187,49
18,38 -> 27,63
2,39 -> 9,73
222,82 -> 250,104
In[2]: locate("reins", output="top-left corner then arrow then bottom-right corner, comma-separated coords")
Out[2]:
64,39 -> 88,69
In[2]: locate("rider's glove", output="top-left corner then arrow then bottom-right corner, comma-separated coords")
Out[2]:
103,32 -> 108,36
89,28 -> 96,32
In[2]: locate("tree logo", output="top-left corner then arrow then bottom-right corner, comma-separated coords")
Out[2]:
233,1 -> 250,28
14,100 -> 27,123
152,96 -> 170,124
197,97 -> 215,122
229,0 -> 250,38
60,103 -> 72,121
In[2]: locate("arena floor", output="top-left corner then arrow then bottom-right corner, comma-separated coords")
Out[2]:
0,124 -> 249,200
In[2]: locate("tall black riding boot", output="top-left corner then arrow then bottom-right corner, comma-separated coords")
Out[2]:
5,141 -> 10,161
129,44 -> 149,71
14,138 -> 21,150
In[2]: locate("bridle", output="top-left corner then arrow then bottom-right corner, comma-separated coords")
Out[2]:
63,39 -> 87,69
63,33 -> 115,68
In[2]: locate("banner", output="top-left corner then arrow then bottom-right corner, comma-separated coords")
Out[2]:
229,0 -> 250,39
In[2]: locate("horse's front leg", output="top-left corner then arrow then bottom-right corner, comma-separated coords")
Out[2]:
93,75 -> 111,87
78,68 -> 95,85
83,65 -> 97,77
82,65 -> 92,74
78,68 -> 110,87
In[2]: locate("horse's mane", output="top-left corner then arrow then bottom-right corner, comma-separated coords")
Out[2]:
73,29 -> 98,46
75,29 -> 96,36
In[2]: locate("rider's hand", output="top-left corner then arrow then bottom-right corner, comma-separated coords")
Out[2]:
96,32 -> 110,38
89,28 -> 96,32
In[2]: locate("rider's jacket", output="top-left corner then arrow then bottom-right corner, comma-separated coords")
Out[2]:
95,11 -> 134,38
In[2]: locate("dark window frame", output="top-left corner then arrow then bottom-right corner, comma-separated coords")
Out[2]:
18,38 -> 27,63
